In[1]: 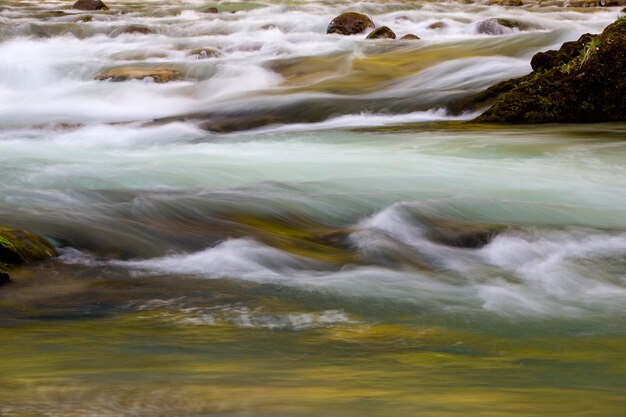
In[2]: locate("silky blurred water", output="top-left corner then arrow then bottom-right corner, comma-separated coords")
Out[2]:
1,1 -> 625,416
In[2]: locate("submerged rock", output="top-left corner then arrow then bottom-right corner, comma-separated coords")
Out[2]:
476,18 -> 537,35
427,22 -> 447,30
474,17 -> 626,123
110,25 -> 155,36
400,34 -> 420,40
72,0 -> 108,11
73,15 -> 93,23
327,12 -> 375,35
95,66 -> 183,83
189,47 -> 223,59
188,47 -> 224,59
366,26 -> 396,39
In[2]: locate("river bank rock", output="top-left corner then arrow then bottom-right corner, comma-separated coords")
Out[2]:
366,26 -> 396,39
95,66 -> 183,83
474,16 -> 626,123
0,227 -> 57,284
72,0 -> 108,11
327,12 -> 375,35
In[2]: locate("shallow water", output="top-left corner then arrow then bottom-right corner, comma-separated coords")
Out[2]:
1,1 -> 626,416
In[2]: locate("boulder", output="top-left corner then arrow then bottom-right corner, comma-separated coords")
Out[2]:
0,227 -> 57,283
366,26 -> 396,39
531,33 -> 595,72
474,17 -> 626,123
188,47 -> 224,59
327,12 -> 375,35
400,34 -> 420,40
110,25 -> 155,36
72,0 -> 108,11
95,66 -> 184,83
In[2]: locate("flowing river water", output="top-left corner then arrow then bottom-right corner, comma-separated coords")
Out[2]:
1,1 -> 626,416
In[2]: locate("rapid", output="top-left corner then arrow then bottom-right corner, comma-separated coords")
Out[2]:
1,1 -> 625,416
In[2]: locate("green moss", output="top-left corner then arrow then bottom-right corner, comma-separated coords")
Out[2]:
0,227 -> 57,266
474,16 -> 626,124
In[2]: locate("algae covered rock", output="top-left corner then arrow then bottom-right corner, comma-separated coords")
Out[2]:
327,12 -> 375,35
72,0 -> 108,11
366,26 -> 396,39
0,227 -> 57,283
475,17 -> 626,123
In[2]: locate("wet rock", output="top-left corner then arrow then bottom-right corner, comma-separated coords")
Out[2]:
110,25 -> 155,37
327,12 -> 375,35
188,47 -> 224,59
400,34 -> 420,40
531,33 -> 595,72
427,22 -> 447,30
476,18 -> 537,35
72,0 -> 108,11
475,17 -> 626,123
95,66 -> 183,83
366,26 -> 396,39
0,227 -> 56,266
202,6 -> 219,13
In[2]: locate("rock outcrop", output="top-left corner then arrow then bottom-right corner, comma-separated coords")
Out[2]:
72,0 -> 108,11
473,17 -> 626,123
366,26 -> 396,39
0,227 -> 57,284
327,12 -> 375,35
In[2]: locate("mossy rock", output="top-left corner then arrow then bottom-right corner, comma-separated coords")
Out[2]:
474,17 -> 626,123
0,227 -> 56,266
0,227 -> 57,285
531,33 -> 595,72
